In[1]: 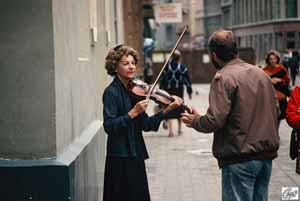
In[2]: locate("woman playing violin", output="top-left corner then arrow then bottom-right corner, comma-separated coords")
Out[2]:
263,50 -> 290,122
102,45 -> 182,201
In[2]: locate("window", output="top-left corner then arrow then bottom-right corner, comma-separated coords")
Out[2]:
269,33 -> 273,50
286,0 -> 297,18
298,32 -> 300,48
166,24 -> 173,38
259,0 -> 264,21
236,36 -> 241,47
222,0 -> 232,4
105,0 -> 111,46
272,0 -> 281,19
275,32 -> 283,52
239,36 -> 246,47
234,0 -> 239,25
286,32 -> 295,49
89,0 -> 98,45
113,0 -> 118,43
223,8 -> 231,28
254,0 -> 259,22
259,34 -> 263,61
263,34 -> 269,59
250,35 -> 254,47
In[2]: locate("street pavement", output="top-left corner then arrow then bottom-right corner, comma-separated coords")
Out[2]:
144,83 -> 300,201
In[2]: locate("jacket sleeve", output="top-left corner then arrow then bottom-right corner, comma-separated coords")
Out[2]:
136,111 -> 164,132
102,89 -> 132,135
193,76 -> 232,133
182,65 -> 193,95
286,86 -> 300,129
159,70 -> 167,90
279,66 -> 290,86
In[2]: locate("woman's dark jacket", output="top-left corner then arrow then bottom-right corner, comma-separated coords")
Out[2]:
102,77 -> 164,159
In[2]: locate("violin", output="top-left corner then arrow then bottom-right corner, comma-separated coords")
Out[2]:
127,79 -> 192,114
128,26 -> 191,116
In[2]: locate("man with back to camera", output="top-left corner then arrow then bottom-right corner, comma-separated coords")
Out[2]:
181,29 -> 280,201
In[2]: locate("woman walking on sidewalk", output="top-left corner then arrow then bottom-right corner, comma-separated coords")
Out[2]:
102,45 -> 182,201
160,50 -> 193,137
263,50 -> 290,122
288,50 -> 300,86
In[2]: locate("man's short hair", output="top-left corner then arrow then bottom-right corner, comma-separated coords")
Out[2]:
208,29 -> 238,62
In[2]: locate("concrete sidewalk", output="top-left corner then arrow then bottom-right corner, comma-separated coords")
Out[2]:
144,84 -> 300,201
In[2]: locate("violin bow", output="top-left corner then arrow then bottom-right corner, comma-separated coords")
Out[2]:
146,25 -> 188,101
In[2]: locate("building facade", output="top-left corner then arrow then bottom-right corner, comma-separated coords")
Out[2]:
0,0 -> 149,200
203,0 -> 222,43
147,0 -> 205,50
202,0 -> 300,64
232,0 -> 300,64
152,0 -> 178,50
190,0 -> 205,49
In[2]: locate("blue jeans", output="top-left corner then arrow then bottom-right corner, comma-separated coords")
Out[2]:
222,159 -> 272,201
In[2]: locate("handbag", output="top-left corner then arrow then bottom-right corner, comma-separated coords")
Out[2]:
296,155 -> 300,174
279,99 -> 288,120
289,129 -> 299,160
290,129 -> 300,174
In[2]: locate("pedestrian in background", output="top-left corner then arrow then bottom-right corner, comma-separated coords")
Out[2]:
282,49 -> 292,70
102,45 -> 182,201
285,85 -> 300,174
143,38 -> 155,84
288,50 -> 300,86
160,50 -> 193,137
263,50 -> 290,122
181,29 -> 280,201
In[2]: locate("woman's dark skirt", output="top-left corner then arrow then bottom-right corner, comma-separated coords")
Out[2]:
164,87 -> 185,119
103,157 -> 151,201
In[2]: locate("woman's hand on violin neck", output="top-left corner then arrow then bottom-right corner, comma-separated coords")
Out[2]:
162,96 -> 183,114
128,100 -> 149,119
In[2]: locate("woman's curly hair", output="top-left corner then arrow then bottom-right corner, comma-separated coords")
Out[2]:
105,45 -> 139,76
265,50 -> 280,65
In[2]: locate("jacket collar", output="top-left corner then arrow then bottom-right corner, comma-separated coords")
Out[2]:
113,76 -> 130,92
224,58 -> 245,67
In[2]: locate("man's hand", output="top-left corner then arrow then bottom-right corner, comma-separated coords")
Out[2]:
271,77 -> 282,84
162,96 -> 183,114
181,107 -> 199,127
